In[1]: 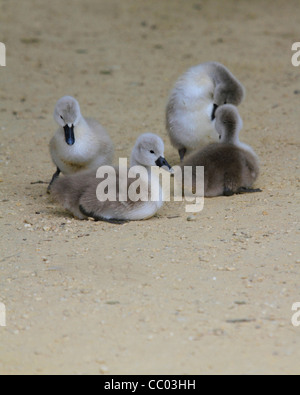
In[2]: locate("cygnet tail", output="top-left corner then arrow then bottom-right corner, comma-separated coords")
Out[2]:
236,187 -> 263,194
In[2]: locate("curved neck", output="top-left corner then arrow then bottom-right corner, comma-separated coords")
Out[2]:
225,132 -> 240,145
130,158 -> 151,172
73,116 -> 90,138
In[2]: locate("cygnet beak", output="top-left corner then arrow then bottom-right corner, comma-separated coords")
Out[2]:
212,104 -> 218,121
64,124 -> 75,146
155,156 -> 173,172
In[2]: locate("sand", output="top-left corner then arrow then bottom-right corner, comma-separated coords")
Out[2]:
0,0 -> 299,375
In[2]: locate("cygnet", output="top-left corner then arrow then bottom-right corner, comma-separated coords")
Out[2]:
49,96 -> 114,191
50,133 -> 172,223
181,104 -> 261,197
166,62 -> 245,161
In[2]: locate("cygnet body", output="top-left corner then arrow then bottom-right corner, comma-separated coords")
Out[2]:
166,62 -> 245,160
50,133 -> 172,223
49,96 -> 114,189
181,104 -> 261,197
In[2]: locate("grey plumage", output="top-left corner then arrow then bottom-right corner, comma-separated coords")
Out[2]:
50,169 -> 94,220
50,133 -> 172,223
181,104 -> 261,197
206,62 -> 245,107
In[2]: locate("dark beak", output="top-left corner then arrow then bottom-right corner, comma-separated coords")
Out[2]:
211,104 -> 218,121
64,125 -> 75,146
155,156 -> 172,171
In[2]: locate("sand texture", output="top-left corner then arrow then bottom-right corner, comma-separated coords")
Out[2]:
0,0 -> 299,374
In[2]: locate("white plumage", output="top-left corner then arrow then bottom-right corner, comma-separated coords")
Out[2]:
166,62 -> 245,160
49,96 -> 114,190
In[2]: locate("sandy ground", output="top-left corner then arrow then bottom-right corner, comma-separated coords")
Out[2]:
0,0 -> 299,375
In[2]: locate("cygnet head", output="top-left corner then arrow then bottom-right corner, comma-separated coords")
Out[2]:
131,133 -> 172,171
54,96 -> 82,146
215,104 -> 243,145
214,83 -> 245,108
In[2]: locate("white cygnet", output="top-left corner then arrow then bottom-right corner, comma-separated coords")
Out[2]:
166,62 -> 245,161
49,96 -> 114,191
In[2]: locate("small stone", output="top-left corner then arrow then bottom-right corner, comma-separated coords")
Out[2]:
257,277 -> 265,283
100,365 -> 109,374
213,328 -> 225,336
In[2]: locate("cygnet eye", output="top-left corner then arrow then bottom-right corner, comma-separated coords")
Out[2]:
150,150 -> 155,154
60,115 -> 65,122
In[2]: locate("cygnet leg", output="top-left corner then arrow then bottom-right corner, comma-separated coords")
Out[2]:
223,187 -> 235,197
179,148 -> 187,162
48,167 -> 61,193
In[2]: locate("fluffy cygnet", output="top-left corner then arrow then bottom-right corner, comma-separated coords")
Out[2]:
166,62 -> 245,161
50,133 -> 172,223
49,96 -> 114,190
181,104 -> 261,197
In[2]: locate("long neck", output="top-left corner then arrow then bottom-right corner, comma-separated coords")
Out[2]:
130,157 -> 152,176
130,155 -> 138,168
130,153 -> 150,170
74,116 -> 90,138
222,125 -> 240,145
129,157 -> 164,204
226,132 -> 239,145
